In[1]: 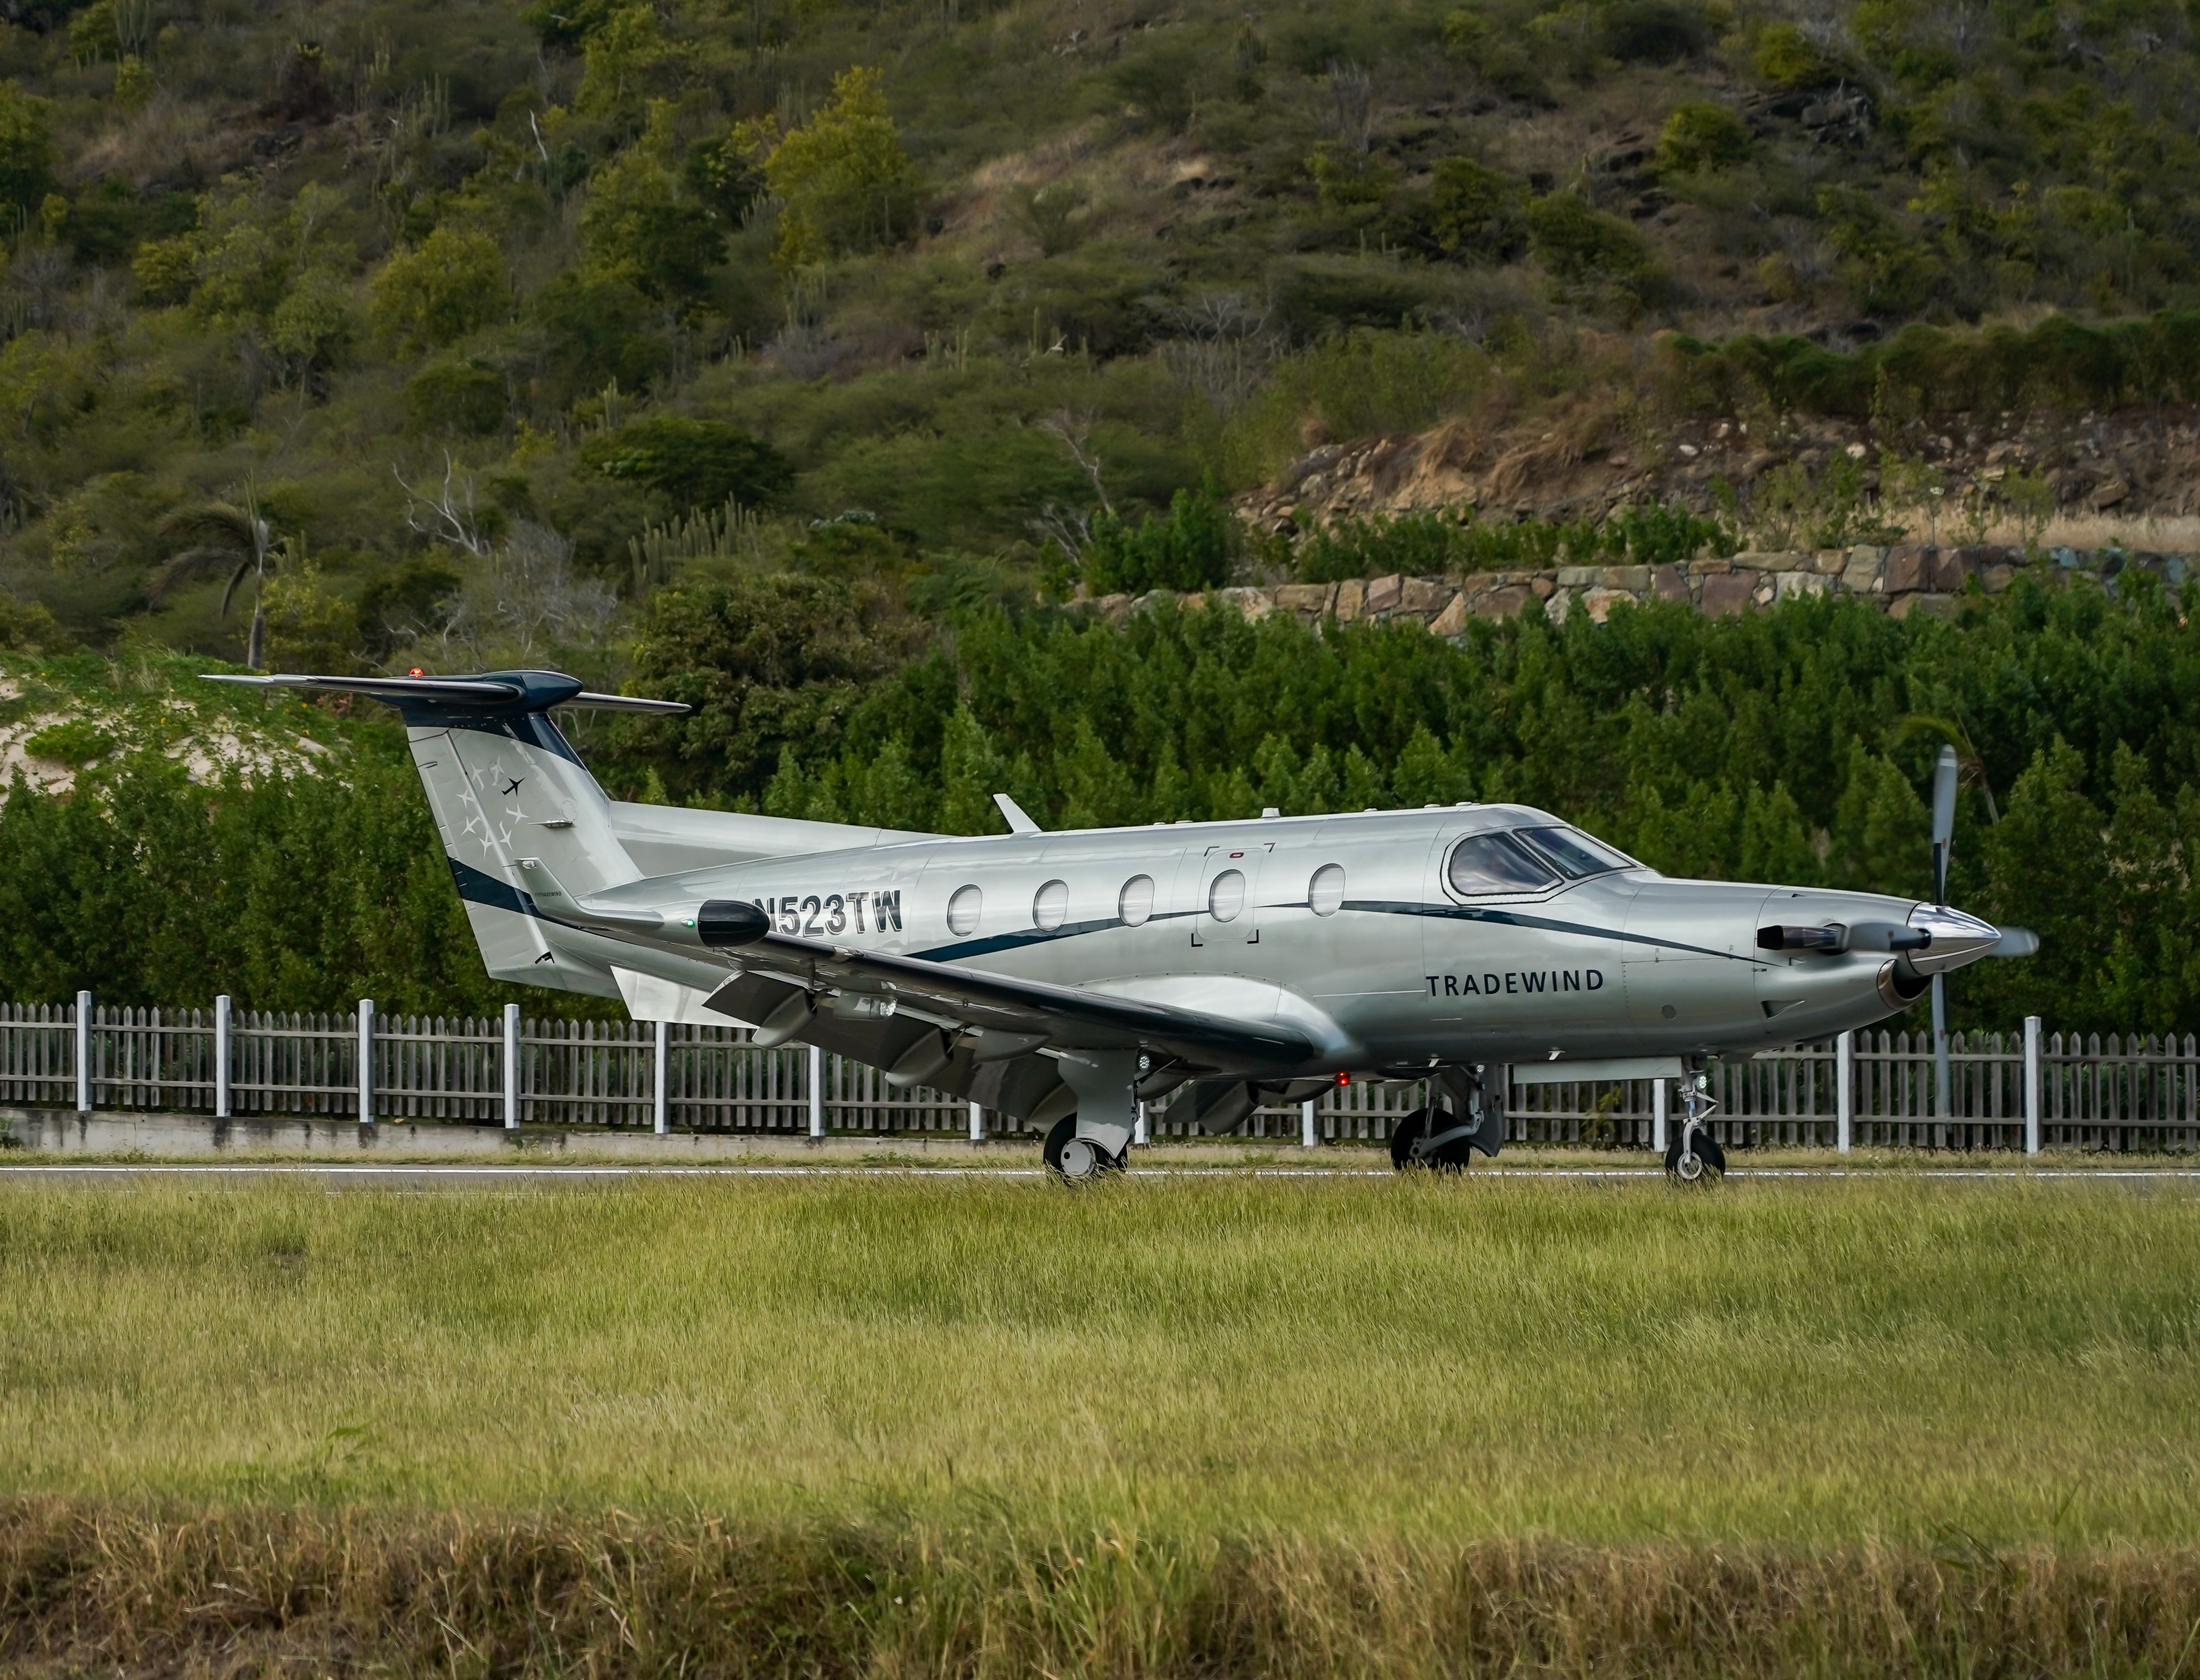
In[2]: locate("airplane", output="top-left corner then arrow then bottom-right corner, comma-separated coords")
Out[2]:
206,667 -> 2028,1183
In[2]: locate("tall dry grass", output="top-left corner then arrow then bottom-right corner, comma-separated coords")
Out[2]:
2,1499 -> 2196,1677
0,1177 -> 2195,1548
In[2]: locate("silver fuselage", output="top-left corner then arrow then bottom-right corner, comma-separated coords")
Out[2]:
572,802 -> 1951,1073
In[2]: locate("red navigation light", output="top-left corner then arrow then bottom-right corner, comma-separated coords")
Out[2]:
1335,1071 -> 1350,1086
408,667 -> 424,677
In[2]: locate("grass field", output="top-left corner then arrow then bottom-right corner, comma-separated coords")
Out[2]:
2,1175 -> 2197,1674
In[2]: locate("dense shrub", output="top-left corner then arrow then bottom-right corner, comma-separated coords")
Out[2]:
579,416 -> 794,511
1083,484 -> 1236,595
1295,503 -> 1731,582
1654,102 -> 1749,174
1657,309 -> 2200,418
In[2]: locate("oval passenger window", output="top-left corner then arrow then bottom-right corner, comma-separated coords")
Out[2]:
1119,875 -> 1155,926
1209,868 -> 1246,922
947,884 -> 982,935
1309,863 -> 1346,916
1033,878 -> 1069,931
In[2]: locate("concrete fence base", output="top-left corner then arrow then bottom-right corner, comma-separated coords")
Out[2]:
0,1109 -> 1013,1160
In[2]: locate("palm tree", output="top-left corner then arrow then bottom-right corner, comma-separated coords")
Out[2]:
150,490 -> 280,669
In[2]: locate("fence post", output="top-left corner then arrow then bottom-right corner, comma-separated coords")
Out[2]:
1134,1100 -> 1149,1147
807,1043 -> 824,1139
1301,1096 -> 1317,1148
967,1099 -> 984,1143
357,999 -> 374,1124
1651,1077 -> 1666,1152
2024,1015 -> 2042,1156
1836,1030 -> 1854,1154
74,989 -> 91,1113
653,1018 -> 669,1136
503,1003 -> 520,1128
215,994 -> 232,1118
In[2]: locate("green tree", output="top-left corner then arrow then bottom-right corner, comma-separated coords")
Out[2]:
936,705 -> 1011,835
1428,157 -> 1528,260
579,415 -> 794,510
747,65 -> 920,268
576,5 -> 687,122
1655,102 -> 1749,174
1084,483 -> 1236,594
1526,191 -> 1652,284
1974,739 -> 2106,1028
618,575 -> 913,803
369,226 -> 507,354
1829,742 -> 1929,897
1752,22 -> 1842,89
578,150 -> 726,301
0,81 -> 53,219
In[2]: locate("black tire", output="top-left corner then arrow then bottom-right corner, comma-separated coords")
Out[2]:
1391,1106 -> 1474,1173
1043,1114 -> 1121,1183
1389,1107 -> 1431,1171
1665,1125 -> 1726,1184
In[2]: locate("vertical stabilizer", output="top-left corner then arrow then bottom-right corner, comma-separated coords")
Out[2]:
203,670 -> 687,994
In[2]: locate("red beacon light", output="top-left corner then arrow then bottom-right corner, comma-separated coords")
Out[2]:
408,667 -> 424,677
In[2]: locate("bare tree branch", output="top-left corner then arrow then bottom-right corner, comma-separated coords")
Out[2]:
393,452 -> 491,557
1036,409 -> 1114,516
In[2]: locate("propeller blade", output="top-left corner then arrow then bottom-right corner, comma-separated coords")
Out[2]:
1990,926 -> 2040,958
1930,745 -> 1958,903
1931,746 -> 1959,849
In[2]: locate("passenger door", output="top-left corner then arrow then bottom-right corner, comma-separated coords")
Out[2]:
1187,840 -> 1271,948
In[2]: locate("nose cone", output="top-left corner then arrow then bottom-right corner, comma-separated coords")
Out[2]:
1907,902 -> 2001,973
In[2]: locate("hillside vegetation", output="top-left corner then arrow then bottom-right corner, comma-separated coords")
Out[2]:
2,0 -> 2200,659
0,0 -> 2197,1032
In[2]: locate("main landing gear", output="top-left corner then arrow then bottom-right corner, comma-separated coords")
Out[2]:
1390,1066 -> 1504,1172
1043,1114 -> 1125,1184
1664,1074 -> 1726,1184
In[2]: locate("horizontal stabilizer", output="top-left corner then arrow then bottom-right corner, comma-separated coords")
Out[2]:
203,670 -> 690,716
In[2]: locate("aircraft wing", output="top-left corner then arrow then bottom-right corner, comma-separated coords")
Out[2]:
712,927 -> 1317,1075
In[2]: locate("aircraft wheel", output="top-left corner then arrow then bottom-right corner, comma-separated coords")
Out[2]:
1664,1128 -> 1727,1184
1389,1107 -> 1472,1173
1043,1115 -> 1121,1184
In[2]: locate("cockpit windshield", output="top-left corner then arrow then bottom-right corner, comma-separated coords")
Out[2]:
1447,825 -> 1636,896
1516,825 -> 1634,879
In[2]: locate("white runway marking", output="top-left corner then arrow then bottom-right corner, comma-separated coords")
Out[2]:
0,1163 -> 2194,1184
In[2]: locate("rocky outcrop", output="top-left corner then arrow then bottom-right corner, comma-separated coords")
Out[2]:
1238,409 -> 2200,533
1072,546 -> 2190,634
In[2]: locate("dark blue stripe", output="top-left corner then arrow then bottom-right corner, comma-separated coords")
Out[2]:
909,909 -> 1197,963
1345,899 -> 1750,962
403,712 -> 586,767
447,856 -> 539,918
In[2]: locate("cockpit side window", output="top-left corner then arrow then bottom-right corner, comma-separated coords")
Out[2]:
1517,825 -> 1634,879
1446,832 -> 1559,895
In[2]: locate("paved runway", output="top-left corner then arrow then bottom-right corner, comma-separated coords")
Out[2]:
1,1162 -> 2195,1187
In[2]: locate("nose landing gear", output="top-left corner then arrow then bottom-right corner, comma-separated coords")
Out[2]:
1664,1075 -> 1726,1184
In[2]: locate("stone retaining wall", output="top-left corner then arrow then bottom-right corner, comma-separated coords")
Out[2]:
1076,545 -> 2192,633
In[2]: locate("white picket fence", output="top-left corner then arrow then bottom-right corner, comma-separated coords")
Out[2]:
2,995 -> 2196,1152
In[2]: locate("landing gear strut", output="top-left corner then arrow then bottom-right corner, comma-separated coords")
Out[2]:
1044,1114 -> 1124,1184
1664,1074 -> 1726,1184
